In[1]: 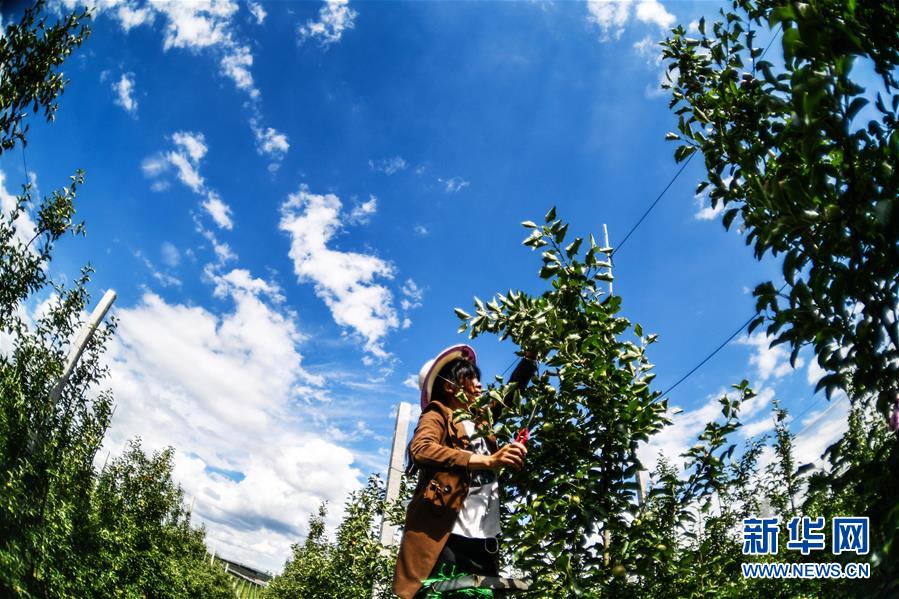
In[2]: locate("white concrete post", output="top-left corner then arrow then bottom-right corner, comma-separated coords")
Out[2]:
50,289 -> 116,403
636,470 -> 648,505
380,402 -> 411,547
603,223 -> 613,297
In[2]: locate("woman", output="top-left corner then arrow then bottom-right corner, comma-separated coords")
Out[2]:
393,344 -> 536,599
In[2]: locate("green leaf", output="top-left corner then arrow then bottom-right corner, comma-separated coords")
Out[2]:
722,207 -> 740,229
542,251 -> 560,263
747,316 -> 765,335
565,238 -> 583,258
781,27 -> 801,60
539,263 -> 560,279
522,231 -> 542,246
769,5 -> 795,26
453,308 -> 471,321
544,206 -> 557,222
674,145 -> 697,162
846,97 -> 868,122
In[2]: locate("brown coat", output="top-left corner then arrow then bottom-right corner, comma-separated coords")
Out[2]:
392,358 -> 536,599
392,400 -> 474,599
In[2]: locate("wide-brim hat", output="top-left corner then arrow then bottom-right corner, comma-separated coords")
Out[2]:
418,344 -> 477,409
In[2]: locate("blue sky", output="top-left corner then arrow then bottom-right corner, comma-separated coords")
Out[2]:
0,0 -> 850,572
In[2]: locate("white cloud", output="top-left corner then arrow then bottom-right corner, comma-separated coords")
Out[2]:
633,35 -> 661,66
298,0 -> 357,46
349,195 -> 377,224
586,0 -> 675,41
639,384 -> 776,473
279,186 -> 399,357
143,132 -> 234,230
413,225 -> 429,237
26,171 -> 39,198
195,217 -> 237,265
212,240 -> 237,264
219,44 -> 258,98
635,0 -> 675,30
134,249 -> 181,288
150,179 -> 171,192
587,0 -> 632,41
173,131 -> 209,162
326,420 -> 376,443
439,176 -> 470,193
738,332 -> 805,382
806,359 -> 827,388
741,386 -> 775,420
369,156 -> 407,175
1,295 -> 60,360
68,0 -> 255,93
202,192 -> 234,230
693,177 -> 732,221
151,0 -> 239,51
247,0 -> 266,24
141,155 -> 169,178
403,374 -> 419,390
645,72 -> 672,99
70,0 -> 290,166
638,392 -> 725,472
400,279 -> 423,312
249,119 -> 290,167
166,150 -> 205,193
116,2 -> 155,30
211,267 -> 285,303
632,34 -> 674,98
694,196 -> 723,221
741,416 -> 775,438
58,0 -> 155,31
161,241 -> 180,267
0,169 -> 37,248
252,125 -> 290,157
792,398 -> 849,467
104,277 -> 357,570
171,439 -> 358,569
112,72 -> 138,115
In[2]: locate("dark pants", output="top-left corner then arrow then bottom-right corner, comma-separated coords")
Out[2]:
415,534 -> 501,597
433,533 -> 500,577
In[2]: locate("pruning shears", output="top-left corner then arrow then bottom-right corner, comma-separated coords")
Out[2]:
514,398 -> 540,445
515,427 -> 529,444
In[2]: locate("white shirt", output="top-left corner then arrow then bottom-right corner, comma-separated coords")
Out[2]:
452,420 -> 501,539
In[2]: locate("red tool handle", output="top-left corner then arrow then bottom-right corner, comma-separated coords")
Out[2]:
515,428 -> 529,444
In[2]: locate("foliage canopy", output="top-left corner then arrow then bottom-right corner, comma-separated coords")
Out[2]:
663,0 -> 899,587
662,0 -> 899,414
263,476 -> 402,599
0,4 -> 236,597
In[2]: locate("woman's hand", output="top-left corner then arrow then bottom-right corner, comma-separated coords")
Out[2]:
492,442 -> 527,470
469,442 -> 527,471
